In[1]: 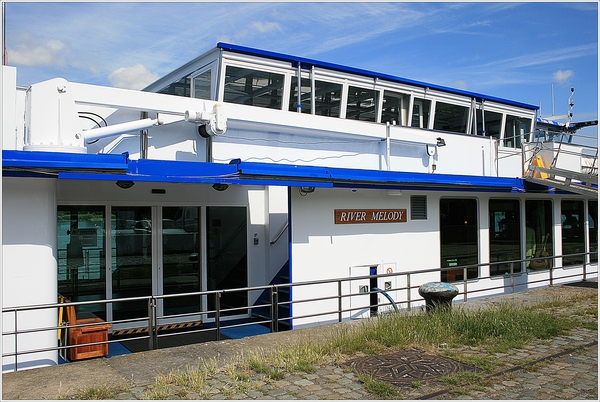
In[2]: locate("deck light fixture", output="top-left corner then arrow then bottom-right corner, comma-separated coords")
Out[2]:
436,137 -> 446,147
299,186 -> 315,195
116,180 -> 135,189
212,183 -> 229,191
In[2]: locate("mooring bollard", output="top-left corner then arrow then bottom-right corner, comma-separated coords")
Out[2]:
418,282 -> 459,312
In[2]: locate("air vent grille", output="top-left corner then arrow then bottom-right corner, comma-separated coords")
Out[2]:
411,195 -> 427,220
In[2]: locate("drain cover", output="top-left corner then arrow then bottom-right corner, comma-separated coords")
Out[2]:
344,348 -> 478,386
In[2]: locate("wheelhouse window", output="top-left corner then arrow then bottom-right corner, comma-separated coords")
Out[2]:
561,200 -> 585,266
589,200 -> 598,263
223,66 -> 284,109
434,102 -> 469,133
525,200 -> 553,270
440,198 -> 478,281
346,86 -> 378,122
489,199 -> 521,276
475,109 -> 502,139
504,115 -> 531,148
411,98 -> 431,128
382,91 -> 410,125
158,75 -> 191,97
192,69 -> 212,100
288,78 -> 342,117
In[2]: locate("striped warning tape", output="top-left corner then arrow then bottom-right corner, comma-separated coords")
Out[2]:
112,321 -> 202,336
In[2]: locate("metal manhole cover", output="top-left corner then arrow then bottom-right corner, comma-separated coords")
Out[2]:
344,348 -> 479,386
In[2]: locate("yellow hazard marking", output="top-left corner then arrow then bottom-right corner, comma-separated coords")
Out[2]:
112,321 -> 202,336
533,155 -> 549,179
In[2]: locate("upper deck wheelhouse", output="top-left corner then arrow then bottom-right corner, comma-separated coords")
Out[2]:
146,43 -> 538,150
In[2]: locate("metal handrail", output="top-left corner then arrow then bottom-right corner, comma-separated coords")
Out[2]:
2,251 -> 597,371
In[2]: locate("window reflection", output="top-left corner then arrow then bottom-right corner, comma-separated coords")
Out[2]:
440,198 -> 478,281
562,200 -> 585,265
525,200 -> 553,270
434,102 -> 469,133
224,66 -> 284,109
346,86 -> 378,122
489,199 -> 521,276
57,206 -> 106,320
589,201 -> 598,263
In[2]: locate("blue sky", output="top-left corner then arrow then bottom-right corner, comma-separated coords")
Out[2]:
3,2 -> 598,140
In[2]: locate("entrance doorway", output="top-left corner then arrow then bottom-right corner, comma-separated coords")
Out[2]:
58,205 -> 248,328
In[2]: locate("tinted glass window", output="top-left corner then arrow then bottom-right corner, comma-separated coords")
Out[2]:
526,200 -> 553,270
589,200 -> 598,263
489,199 -> 521,276
382,91 -> 410,125
562,200 -> 585,265
504,115 -> 531,148
193,70 -> 212,100
224,66 -> 284,109
440,198 -> 478,281
434,102 -> 469,133
158,75 -> 191,97
346,86 -> 378,122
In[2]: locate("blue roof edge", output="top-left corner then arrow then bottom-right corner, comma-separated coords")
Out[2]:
2,150 -> 527,192
217,42 -> 539,111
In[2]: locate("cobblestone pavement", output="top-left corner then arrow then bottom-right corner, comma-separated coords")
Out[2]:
2,283 -> 597,400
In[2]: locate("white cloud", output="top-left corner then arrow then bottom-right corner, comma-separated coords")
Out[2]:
553,69 -> 574,85
250,21 -> 282,34
107,64 -> 160,90
453,80 -> 468,90
8,34 -> 68,67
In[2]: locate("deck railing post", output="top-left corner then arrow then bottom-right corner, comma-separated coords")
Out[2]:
338,280 -> 343,323
14,310 -> 18,372
271,287 -> 279,333
407,274 -> 411,311
148,297 -> 157,350
510,262 -> 515,293
215,292 -> 221,341
463,267 -> 468,302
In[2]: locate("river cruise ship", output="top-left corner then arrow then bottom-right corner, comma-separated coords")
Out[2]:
2,43 -> 597,371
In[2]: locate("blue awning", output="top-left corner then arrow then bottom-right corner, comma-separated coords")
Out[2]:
3,150 -> 526,192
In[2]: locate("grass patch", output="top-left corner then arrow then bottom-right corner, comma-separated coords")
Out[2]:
61,384 -> 123,400
248,359 -> 285,380
139,288 -> 595,399
324,302 -> 577,355
359,374 -> 401,398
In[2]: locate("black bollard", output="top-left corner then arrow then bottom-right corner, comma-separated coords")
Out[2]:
418,282 -> 459,313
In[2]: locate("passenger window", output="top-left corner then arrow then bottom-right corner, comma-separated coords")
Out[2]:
224,66 -> 285,109
382,91 -> 410,125
411,98 -> 431,128
346,86 -> 378,122
489,199 -> 521,276
504,115 -> 531,148
158,75 -> 191,97
475,109 -> 502,139
289,78 -> 342,117
440,198 -> 479,281
289,77 -> 311,113
192,70 -> 212,100
434,102 -> 469,133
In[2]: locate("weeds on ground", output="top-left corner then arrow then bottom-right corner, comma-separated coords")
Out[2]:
323,301 -> 579,358
358,374 -> 401,398
57,383 -> 127,400
132,289 -> 596,399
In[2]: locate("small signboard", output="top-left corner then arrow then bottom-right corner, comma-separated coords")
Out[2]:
334,209 -> 407,224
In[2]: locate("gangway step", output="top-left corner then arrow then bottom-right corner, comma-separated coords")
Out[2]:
525,176 -> 597,197
532,166 -> 598,185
